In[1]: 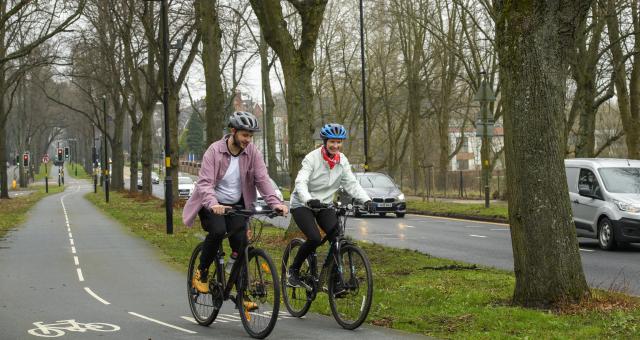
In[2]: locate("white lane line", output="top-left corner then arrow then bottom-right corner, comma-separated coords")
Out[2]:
408,214 -> 509,226
84,287 -> 110,305
77,268 -> 85,282
490,228 -> 510,231
469,234 -> 488,238
214,315 -> 236,322
69,232 -> 73,238
181,316 -> 198,324
464,225 -> 484,228
181,315 -> 230,323
71,246 -> 76,254
406,225 -> 415,228
580,248 -> 595,252
129,312 -> 197,334
74,256 -> 79,266
219,314 -> 241,320
70,239 -> 74,245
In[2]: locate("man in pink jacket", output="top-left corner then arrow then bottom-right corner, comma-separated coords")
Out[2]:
183,111 -> 288,293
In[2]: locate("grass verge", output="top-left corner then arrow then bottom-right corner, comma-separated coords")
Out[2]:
67,162 -> 92,180
407,200 -> 509,223
0,185 -> 65,239
85,190 -> 640,339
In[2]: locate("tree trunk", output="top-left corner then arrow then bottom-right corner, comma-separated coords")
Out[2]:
169,90 -> 180,201
260,33 -> 277,178
495,0 -> 591,307
110,102 -> 125,191
129,123 -> 140,193
606,0 -> 640,159
140,100 -> 154,196
196,0 -> 225,145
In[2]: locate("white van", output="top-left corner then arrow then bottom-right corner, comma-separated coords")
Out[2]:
565,158 -> 640,250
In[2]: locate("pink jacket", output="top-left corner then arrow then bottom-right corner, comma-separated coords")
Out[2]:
182,136 -> 282,227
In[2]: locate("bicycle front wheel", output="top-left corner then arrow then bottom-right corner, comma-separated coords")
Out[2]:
328,244 -> 373,330
237,248 -> 280,339
187,243 -> 220,326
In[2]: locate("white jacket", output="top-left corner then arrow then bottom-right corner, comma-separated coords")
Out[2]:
290,148 -> 371,209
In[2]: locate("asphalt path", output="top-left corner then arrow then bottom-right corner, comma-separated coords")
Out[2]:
0,177 -> 428,339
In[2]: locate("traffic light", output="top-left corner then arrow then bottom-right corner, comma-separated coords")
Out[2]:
57,148 -> 63,161
22,153 -> 29,167
64,147 -> 70,161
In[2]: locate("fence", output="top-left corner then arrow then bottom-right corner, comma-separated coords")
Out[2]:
392,169 -> 506,200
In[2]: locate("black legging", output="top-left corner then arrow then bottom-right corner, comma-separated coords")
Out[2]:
197,207 -> 248,273
290,207 -> 339,271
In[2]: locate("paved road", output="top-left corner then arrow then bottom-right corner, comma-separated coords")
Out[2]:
0,177 -> 427,339
265,212 -> 640,296
121,168 -> 640,296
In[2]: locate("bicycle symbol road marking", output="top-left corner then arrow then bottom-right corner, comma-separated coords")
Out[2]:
27,319 -> 120,337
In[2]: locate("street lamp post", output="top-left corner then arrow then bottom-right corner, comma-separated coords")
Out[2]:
143,0 -> 173,234
161,0 -> 173,234
359,0 -> 369,173
103,97 -> 110,203
93,124 -> 97,193
473,72 -> 496,208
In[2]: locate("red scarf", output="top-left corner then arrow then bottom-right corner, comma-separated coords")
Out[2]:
321,146 -> 340,169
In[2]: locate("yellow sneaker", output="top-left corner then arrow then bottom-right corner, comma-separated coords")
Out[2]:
243,300 -> 258,312
192,269 -> 209,294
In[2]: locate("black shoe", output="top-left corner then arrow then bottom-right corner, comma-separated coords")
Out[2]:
332,283 -> 347,298
287,268 -> 312,290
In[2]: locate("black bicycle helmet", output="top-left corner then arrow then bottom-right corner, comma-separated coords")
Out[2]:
228,111 -> 260,132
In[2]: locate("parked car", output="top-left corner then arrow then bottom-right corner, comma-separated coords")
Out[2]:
255,178 -> 284,210
178,176 -> 195,198
137,172 -> 161,189
338,172 -> 406,218
565,158 -> 640,250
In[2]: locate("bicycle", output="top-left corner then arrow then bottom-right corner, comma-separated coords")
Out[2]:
281,202 -> 373,330
187,206 -> 281,339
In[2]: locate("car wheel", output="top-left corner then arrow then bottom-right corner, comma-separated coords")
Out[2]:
378,213 -> 387,217
598,217 -> 616,250
396,213 -> 405,218
354,209 -> 363,217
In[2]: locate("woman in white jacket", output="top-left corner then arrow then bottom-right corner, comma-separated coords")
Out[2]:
287,123 -> 372,290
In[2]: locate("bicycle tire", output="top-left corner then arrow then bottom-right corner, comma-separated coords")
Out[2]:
281,238 -> 314,317
328,244 -> 373,330
187,243 -> 220,326
237,248 -> 280,339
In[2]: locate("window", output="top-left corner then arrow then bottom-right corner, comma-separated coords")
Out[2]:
578,169 -> 602,198
598,167 -> 640,194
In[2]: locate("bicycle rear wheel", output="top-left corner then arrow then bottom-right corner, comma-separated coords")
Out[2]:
281,238 -> 314,317
187,243 -> 221,326
237,248 -> 280,339
328,244 -> 373,330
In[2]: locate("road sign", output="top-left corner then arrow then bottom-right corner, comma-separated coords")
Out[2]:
42,154 -> 50,164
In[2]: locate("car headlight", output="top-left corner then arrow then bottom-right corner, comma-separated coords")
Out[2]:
396,193 -> 405,201
613,199 -> 640,213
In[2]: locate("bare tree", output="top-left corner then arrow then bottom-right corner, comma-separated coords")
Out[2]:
0,0 -> 85,199
495,0 -> 591,307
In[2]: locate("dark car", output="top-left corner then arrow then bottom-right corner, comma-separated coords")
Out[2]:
338,172 -> 406,218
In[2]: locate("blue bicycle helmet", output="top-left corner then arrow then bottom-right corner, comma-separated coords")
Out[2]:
319,123 -> 347,140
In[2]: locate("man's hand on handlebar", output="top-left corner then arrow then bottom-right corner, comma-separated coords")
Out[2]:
211,204 -> 231,215
273,204 -> 289,216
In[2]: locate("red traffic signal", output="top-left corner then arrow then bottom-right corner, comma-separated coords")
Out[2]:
22,153 -> 29,167
57,148 -> 63,161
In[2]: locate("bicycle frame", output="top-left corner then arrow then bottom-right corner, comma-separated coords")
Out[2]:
307,203 -> 356,294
